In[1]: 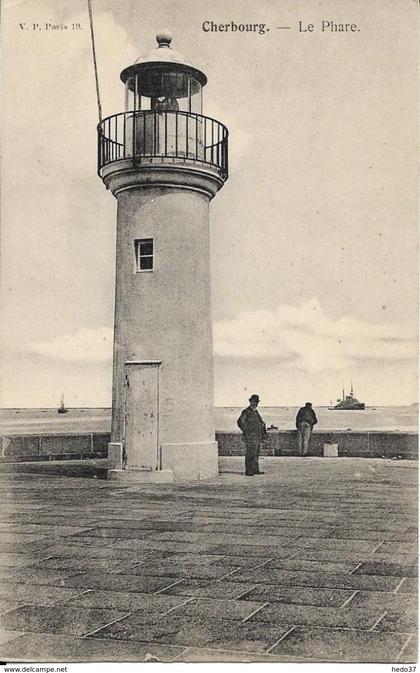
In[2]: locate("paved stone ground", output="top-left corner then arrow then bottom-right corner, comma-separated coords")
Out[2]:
0,456 -> 417,664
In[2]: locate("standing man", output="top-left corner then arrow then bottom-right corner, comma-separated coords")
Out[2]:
296,402 -> 318,456
237,394 -> 267,476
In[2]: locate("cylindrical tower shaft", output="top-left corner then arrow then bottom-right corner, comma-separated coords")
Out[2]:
111,186 -> 215,447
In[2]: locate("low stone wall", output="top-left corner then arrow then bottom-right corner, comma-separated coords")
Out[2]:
0,433 -> 110,462
217,430 -> 418,460
0,430 -> 417,462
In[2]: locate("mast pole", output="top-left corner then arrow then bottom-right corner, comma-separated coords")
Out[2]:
87,0 -> 103,122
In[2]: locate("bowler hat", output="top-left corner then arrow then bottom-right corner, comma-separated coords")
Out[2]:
249,394 -> 260,403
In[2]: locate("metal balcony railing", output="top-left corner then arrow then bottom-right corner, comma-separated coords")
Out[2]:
98,110 -> 228,180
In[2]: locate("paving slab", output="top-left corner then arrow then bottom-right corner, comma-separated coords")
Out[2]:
0,552 -> 41,568
46,535 -> 119,547
0,532 -> 50,544
350,590 -> 418,612
189,523 -> 330,536
0,582 -> 88,606
264,559 -> 358,573
110,539 -> 216,553
0,630 -> 24,646
0,604 -> 127,636
353,561 -> 418,577
126,561 -> 233,580
61,572 -> 177,593
0,540 -> 62,554
174,646 -> 323,662
27,556 -> 133,574
380,542 -> 418,554
65,589 -> 189,613
373,610 -> 417,633
292,538 -> 383,553
0,504 -> 54,513
164,553 -> 226,564
161,579 -> 257,599
35,544 -> 144,560
209,543 -> 297,558
87,519 -> 196,531
397,577 -> 418,593
269,625 -> 411,662
398,634 -> 418,662
89,613 -> 290,652
0,633 -> 185,662
169,597 -> 266,621
70,527 -> 158,540
0,600 -> 22,616
246,584 -> 355,607
121,560 -> 234,580
293,548 -> 419,565
249,602 -> 384,629
3,524 -> 95,537
151,531 -> 304,545
213,556 -> 274,568
324,528 -> 401,541
232,568 -> 401,592
173,646 -> 271,662
0,567 -> 83,587
9,514 -> 101,527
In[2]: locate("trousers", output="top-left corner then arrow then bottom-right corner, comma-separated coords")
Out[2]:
245,440 -> 261,475
297,421 -> 312,455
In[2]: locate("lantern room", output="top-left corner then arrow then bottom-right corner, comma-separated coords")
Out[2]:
120,30 -> 205,115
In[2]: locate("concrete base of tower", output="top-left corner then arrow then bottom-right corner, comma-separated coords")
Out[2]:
107,468 -> 175,483
106,441 -> 219,483
161,441 -> 219,481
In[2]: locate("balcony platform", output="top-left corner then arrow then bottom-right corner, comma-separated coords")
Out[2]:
97,110 -> 228,183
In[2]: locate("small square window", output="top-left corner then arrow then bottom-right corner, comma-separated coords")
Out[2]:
135,238 -> 153,272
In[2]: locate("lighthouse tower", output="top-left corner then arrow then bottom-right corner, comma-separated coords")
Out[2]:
98,31 -> 228,482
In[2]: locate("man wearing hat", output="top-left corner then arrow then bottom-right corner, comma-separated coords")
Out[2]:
295,402 -> 318,456
237,394 -> 268,476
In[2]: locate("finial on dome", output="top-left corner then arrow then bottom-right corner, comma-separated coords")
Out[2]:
156,29 -> 172,48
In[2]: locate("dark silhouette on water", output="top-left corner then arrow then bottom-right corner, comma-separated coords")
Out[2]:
331,382 -> 365,410
57,394 -> 68,414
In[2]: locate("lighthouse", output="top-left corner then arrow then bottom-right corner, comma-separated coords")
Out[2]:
98,30 -> 228,482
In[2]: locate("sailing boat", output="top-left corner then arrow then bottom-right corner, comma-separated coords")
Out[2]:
57,394 -> 68,414
332,382 -> 365,410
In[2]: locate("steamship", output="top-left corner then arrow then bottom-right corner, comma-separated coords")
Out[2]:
331,383 -> 365,410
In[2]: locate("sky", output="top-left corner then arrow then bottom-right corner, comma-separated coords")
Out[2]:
1,0 -> 418,408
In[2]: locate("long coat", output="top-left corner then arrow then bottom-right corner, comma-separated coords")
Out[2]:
237,406 -> 267,441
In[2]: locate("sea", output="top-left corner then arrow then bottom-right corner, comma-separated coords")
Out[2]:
0,406 -> 417,436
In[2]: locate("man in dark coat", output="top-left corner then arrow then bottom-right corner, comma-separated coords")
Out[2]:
237,394 -> 267,476
296,402 -> 318,456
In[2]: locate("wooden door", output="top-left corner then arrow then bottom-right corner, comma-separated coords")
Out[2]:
124,362 -> 160,470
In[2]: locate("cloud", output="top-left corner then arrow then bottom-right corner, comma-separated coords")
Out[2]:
21,299 -> 417,373
26,327 -> 113,363
214,298 -> 417,373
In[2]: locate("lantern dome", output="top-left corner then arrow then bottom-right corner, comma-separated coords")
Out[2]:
120,30 -> 207,90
